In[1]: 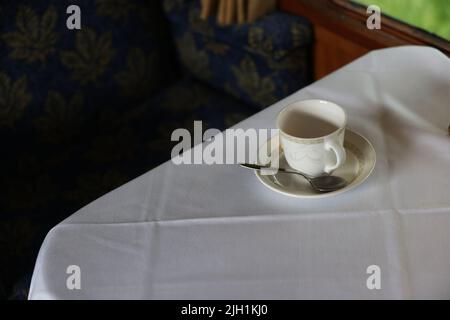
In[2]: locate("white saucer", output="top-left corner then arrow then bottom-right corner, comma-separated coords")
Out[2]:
255,129 -> 376,198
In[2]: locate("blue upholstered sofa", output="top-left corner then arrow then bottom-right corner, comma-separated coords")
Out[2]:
0,0 -> 312,298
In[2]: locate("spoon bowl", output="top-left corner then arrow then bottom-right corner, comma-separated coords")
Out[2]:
310,175 -> 348,192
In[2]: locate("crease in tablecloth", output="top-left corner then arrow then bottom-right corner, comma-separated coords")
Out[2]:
32,209 -> 401,299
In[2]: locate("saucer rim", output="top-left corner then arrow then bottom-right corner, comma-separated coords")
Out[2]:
255,129 -> 376,199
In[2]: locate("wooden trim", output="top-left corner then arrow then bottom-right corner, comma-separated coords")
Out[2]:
313,25 -> 369,79
280,0 -> 450,56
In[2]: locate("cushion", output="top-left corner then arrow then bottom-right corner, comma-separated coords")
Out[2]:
163,0 -> 313,109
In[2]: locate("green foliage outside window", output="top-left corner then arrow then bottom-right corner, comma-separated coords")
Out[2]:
353,0 -> 450,41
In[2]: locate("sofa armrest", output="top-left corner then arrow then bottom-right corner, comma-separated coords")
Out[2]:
163,0 -> 313,108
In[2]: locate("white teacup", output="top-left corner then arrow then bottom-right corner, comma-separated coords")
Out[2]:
276,99 -> 347,177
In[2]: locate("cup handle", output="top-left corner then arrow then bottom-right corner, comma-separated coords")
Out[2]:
324,140 -> 346,173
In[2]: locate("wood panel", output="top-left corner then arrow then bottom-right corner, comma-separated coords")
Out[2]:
314,25 -> 369,79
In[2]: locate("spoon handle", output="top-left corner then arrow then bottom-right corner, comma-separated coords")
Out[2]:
239,163 -> 311,181
276,167 -> 311,180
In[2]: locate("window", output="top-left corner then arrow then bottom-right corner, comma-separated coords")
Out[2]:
352,0 -> 450,41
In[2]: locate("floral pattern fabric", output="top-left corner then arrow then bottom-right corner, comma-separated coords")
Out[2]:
0,0 -> 177,140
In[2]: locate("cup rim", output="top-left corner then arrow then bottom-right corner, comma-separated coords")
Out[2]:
276,99 -> 347,141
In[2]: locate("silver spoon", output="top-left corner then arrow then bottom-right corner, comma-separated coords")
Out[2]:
240,163 -> 348,193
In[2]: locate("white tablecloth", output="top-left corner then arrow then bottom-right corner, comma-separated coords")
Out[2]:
29,46 -> 450,299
